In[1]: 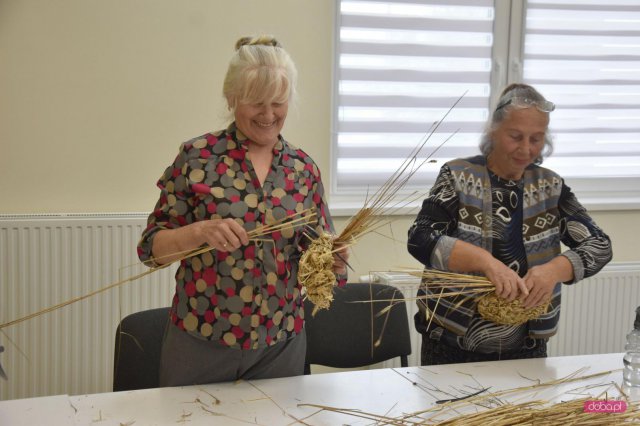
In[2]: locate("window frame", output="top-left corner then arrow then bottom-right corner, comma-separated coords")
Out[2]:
330,0 -> 640,216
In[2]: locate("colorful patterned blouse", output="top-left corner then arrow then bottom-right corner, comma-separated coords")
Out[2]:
138,123 -> 343,349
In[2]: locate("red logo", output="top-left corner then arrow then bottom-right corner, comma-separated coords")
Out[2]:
583,400 -> 627,413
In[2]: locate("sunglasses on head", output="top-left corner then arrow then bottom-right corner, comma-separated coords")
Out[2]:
495,97 -> 555,113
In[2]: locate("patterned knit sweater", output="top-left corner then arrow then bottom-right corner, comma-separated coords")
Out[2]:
408,155 -> 612,339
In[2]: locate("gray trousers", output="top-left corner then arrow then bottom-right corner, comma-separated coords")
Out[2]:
158,323 -> 306,387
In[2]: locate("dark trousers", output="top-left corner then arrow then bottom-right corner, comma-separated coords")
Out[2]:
159,323 -> 306,387
421,333 -> 547,366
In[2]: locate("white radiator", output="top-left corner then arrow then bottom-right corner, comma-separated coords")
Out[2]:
374,263 -> 640,368
0,214 -> 176,401
1,214 -> 638,400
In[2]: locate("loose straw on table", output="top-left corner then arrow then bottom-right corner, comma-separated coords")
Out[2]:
0,210 -> 316,330
299,368 -> 638,425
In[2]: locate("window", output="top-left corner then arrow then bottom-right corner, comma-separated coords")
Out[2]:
332,0 -> 640,213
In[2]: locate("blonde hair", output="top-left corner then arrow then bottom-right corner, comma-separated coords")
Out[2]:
223,35 -> 298,112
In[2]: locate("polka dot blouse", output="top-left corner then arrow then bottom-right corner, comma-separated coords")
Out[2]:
138,123 -> 344,349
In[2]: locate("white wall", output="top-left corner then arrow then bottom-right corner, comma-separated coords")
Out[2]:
1,0 -> 638,345
2,0 -> 636,277
0,0 -> 334,214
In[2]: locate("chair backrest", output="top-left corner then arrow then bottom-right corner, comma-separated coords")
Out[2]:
304,283 -> 411,373
112,307 -> 170,391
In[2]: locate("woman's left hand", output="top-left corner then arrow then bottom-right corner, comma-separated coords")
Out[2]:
521,265 -> 557,308
332,243 -> 350,276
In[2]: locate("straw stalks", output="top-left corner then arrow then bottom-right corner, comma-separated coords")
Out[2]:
0,210 -> 316,330
302,398 -> 640,425
300,369 -> 640,425
299,94 -> 467,314
416,269 -> 549,325
367,269 -> 549,325
431,397 -> 639,425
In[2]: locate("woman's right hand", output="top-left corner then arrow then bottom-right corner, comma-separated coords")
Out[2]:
193,218 -> 250,252
151,218 -> 250,265
448,240 -> 528,301
483,259 -> 529,301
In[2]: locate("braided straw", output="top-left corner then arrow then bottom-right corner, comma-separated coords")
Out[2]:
477,293 -> 549,325
297,233 -> 335,315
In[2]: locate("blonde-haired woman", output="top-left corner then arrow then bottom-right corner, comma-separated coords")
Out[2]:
138,36 -> 347,386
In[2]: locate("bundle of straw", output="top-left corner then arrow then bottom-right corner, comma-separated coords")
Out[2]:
299,95 -> 467,314
411,269 -> 549,325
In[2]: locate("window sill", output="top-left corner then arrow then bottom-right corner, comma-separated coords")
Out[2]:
328,189 -> 640,218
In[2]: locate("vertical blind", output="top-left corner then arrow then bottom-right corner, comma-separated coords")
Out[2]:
522,0 -> 640,207
333,0 -> 640,209
333,0 -> 495,197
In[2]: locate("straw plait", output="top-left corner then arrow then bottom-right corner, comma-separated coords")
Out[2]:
298,233 -> 336,315
477,293 -> 549,325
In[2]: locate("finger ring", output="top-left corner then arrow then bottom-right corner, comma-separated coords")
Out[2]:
222,242 -> 228,248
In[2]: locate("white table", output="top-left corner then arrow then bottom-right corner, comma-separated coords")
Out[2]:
1,353 -> 636,425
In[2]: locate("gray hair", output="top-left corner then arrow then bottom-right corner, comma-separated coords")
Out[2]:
223,35 -> 298,115
479,83 -> 554,165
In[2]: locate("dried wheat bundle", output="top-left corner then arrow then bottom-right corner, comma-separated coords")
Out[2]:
298,95 -> 467,314
0,210 -> 316,330
409,269 -> 549,325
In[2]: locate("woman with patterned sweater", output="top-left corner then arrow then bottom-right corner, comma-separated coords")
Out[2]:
408,83 -> 612,365
138,35 -> 348,386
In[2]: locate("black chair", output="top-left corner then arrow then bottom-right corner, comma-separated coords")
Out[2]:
304,283 -> 411,374
112,307 -> 170,391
